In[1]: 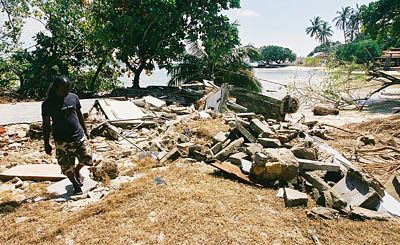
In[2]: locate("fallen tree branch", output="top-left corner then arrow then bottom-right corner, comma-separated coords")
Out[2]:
355,146 -> 400,155
321,123 -> 361,135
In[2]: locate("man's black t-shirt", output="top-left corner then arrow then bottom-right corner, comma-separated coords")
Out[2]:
42,93 -> 85,143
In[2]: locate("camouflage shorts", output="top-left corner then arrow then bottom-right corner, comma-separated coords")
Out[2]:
55,139 -> 93,174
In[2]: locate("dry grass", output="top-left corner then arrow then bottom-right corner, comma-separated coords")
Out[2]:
0,163 -> 399,245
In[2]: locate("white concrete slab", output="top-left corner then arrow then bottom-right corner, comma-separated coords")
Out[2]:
97,99 -> 145,120
47,167 -> 97,200
0,164 -> 66,181
143,96 -> 166,108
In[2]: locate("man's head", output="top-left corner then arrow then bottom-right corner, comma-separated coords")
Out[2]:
52,75 -> 72,98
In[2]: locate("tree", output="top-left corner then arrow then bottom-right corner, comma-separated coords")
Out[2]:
336,39 -> 382,65
319,21 -> 334,44
360,0 -> 400,49
347,5 -> 362,42
90,0 -> 241,88
306,16 -> 323,41
333,6 -> 352,43
306,17 -> 333,44
259,45 -> 296,64
167,44 -> 262,93
1,0 -> 121,98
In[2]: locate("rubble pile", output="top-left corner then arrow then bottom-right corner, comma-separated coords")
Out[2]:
0,82 -> 399,220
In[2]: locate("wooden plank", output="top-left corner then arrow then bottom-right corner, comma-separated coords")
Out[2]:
208,161 -> 258,186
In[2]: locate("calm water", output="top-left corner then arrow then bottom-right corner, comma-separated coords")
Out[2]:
121,66 -> 327,100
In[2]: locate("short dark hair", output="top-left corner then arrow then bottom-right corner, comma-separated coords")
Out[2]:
47,75 -> 72,99
53,75 -> 72,88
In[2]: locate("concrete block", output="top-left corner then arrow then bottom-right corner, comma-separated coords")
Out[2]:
250,119 -> 274,136
240,159 -> 252,174
258,138 -> 281,148
215,138 -> 244,161
229,152 -> 248,165
284,188 -> 308,207
236,123 -> 256,143
350,206 -> 392,221
298,159 -> 341,172
212,132 -> 228,144
211,142 -> 223,155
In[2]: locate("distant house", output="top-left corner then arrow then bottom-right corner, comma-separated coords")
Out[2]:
379,48 -> 400,70
312,52 -> 329,66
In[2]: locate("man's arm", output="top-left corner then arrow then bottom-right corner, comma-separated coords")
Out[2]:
77,109 -> 89,138
42,115 -> 52,155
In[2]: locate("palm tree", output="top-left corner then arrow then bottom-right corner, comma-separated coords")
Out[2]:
333,6 -> 352,43
306,16 -> 323,41
347,5 -> 361,42
319,21 -> 334,44
167,43 -> 262,93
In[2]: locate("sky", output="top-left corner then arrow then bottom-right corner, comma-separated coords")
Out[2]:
226,0 -> 375,56
1,0 -> 375,57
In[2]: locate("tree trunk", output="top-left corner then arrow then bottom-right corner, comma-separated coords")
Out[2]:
132,65 -> 144,88
90,54 -> 107,92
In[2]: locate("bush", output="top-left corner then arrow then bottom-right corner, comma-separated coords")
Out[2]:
303,57 -> 321,67
335,39 -> 382,65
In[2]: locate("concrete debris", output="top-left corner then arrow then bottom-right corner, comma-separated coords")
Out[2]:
252,149 -> 299,182
258,138 -> 281,148
349,206 -> 393,221
284,188 -> 308,207
307,207 -> 340,220
215,138 -> 244,161
250,119 -> 274,136
298,159 -> 341,172
228,152 -> 249,165
1,82 -> 398,222
291,146 -> 318,160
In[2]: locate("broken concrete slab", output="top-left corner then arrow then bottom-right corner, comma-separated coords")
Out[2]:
304,172 -> 347,210
143,96 -> 167,108
307,207 -> 340,220
250,119 -> 274,136
349,206 -> 392,221
215,138 -> 244,161
333,173 -> 381,210
229,152 -> 248,165
210,142 -> 223,155
212,132 -> 229,144
384,174 -> 400,203
245,143 -> 264,156
298,159 -> 341,172
240,159 -> 252,174
291,146 -> 318,160
47,167 -> 97,201
159,148 -> 181,165
284,188 -> 308,207
236,123 -> 256,143
97,99 -> 145,121
0,164 -> 66,181
258,138 -> 281,148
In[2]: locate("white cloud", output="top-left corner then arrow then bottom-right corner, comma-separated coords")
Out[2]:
240,10 -> 261,17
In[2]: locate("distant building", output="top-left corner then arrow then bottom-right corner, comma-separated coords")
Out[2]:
379,48 -> 400,70
312,52 -> 329,66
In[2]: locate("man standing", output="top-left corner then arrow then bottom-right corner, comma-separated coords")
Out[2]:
42,76 -> 93,195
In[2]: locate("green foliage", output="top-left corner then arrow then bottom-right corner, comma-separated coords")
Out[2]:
167,45 -> 262,93
306,17 -> 334,44
335,39 -> 382,65
360,0 -> 400,48
259,45 -> 296,64
90,0 -> 241,88
303,57 -> 321,67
